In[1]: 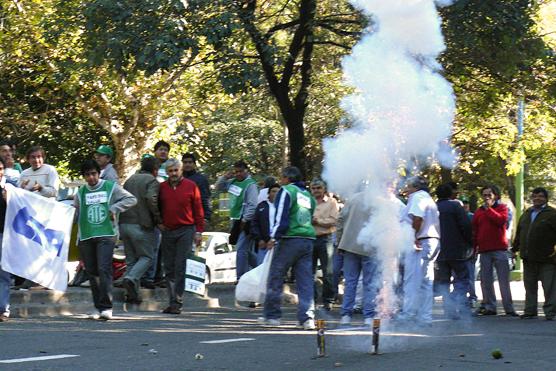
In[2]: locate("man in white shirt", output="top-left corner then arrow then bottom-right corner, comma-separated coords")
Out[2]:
19,146 -> 59,199
399,176 -> 440,324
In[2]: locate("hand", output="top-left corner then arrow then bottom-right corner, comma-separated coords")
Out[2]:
224,170 -> 234,179
258,240 -> 266,249
414,239 -> 423,252
157,224 -> 168,232
483,198 -> 495,208
31,182 -> 42,192
194,232 -> 202,246
110,212 -> 116,221
20,179 -> 30,189
1,188 -> 6,201
266,239 -> 276,250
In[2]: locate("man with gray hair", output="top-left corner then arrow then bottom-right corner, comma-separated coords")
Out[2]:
158,158 -> 204,314
399,176 -> 440,325
260,166 -> 317,330
310,178 -> 339,311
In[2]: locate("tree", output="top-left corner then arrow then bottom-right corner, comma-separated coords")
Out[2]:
84,0 -> 364,176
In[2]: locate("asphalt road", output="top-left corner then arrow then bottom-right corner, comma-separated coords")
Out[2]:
1,301 -> 556,371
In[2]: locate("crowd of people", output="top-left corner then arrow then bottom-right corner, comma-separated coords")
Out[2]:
1,139 -> 556,330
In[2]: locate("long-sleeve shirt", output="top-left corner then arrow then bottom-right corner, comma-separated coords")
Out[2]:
159,178 -> 204,232
184,169 -> 212,221
120,170 -> 161,229
312,196 -> 339,236
472,201 -> 509,253
100,163 -> 119,183
19,164 -> 60,198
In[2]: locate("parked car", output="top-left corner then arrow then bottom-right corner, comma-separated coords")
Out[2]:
196,232 -> 236,284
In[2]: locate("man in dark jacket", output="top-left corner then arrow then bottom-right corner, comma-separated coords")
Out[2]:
182,153 -> 211,225
512,187 -> 556,320
119,156 -> 161,303
250,183 -> 280,265
435,184 -> 473,319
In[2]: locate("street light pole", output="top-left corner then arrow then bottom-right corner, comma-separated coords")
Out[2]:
515,97 -> 525,220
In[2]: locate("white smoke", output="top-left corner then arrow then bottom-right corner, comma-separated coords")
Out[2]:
322,0 -> 456,315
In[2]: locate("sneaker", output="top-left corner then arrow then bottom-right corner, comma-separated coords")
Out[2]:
520,313 -> 537,319
0,314 -> 9,322
364,318 -> 373,327
302,319 -> 316,330
99,309 -> 113,320
257,317 -> 281,326
340,315 -> 351,325
505,311 -> 519,317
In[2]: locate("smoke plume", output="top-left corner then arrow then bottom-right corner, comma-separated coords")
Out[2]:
323,0 -> 456,315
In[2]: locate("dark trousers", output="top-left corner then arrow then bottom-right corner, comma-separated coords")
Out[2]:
161,225 -> 194,308
523,260 -> 556,318
312,234 -> 335,304
79,237 -> 116,311
434,259 -> 470,317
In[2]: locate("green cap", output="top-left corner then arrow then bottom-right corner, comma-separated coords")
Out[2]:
95,145 -> 113,157
459,195 -> 470,203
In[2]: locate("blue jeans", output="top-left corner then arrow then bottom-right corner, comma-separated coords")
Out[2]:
256,247 -> 268,266
434,259 -> 470,317
79,236 -> 116,311
332,248 -> 343,298
264,238 -> 315,324
466,257 -> 477,301
341,251 -> 381,318
0,233 -> 11,316
236,231 -> 257,279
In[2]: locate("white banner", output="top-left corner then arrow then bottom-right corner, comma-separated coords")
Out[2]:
1,184 -> 75,292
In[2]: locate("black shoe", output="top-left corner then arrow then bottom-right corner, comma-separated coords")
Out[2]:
505,312 -> 519,317
519,313 -> 538,319
122,278 -> 138,302
546,316 -> 554,321
162,306 -> 181,314
141,280 -> 156,289
475,308 -> 497,316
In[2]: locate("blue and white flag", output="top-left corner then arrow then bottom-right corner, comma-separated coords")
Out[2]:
1,184 -> 75,291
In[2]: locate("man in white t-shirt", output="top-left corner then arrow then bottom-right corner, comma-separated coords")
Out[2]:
399,176 -> 440,324
19,146 -> 59,199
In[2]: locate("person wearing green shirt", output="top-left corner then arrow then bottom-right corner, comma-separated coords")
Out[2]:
215,160 -> 259,279
74,160 -> 136,320
259,166 -> 317,330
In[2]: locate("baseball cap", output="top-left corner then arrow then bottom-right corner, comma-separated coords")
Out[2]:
95,145 -> 114,157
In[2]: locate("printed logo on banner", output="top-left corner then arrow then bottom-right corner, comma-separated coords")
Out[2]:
185,278 -> 205,295
12,206 -> 64,257
186,259 -> 206,280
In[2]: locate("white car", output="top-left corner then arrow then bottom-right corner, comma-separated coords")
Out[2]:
196,232 -> 237,284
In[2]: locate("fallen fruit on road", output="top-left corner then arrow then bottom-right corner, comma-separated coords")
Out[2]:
491,349 -> 503,359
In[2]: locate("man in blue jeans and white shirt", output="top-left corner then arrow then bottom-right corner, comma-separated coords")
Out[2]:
0,158 -> 11,322
259,166 -> 317,330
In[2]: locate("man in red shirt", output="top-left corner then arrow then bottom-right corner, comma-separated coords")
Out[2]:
472,185 -> 516,316
158,158 -> 204,314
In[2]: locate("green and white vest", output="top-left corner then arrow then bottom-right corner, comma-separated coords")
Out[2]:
228,177 -> 257,220
78,180 -> 116,240
282,184 -> 316,238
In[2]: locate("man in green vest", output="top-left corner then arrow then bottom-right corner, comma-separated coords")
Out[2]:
215,160 -> 258,279
259,166 -> 317,330
74,160 -> 136,320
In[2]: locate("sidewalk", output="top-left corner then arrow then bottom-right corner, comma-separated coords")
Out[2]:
9,280 -> 538,318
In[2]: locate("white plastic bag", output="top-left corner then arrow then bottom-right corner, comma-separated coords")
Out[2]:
235,248 -> 274,303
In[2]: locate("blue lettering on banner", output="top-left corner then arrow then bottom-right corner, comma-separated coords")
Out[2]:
12,207 -> 65,257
